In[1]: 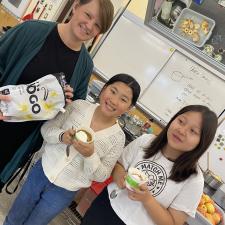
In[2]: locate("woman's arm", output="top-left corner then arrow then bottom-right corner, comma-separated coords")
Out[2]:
128,185 -> 188,225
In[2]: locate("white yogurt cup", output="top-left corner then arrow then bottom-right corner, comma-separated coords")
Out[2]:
74,127 -> 94,144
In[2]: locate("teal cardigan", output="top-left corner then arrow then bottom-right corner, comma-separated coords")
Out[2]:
0,20 -> 93,183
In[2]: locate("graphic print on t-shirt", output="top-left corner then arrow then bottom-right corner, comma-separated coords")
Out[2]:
135,160 -> 167,197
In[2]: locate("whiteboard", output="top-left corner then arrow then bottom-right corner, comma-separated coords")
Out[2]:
139,51 -> 225,123
93,12 -> 174,95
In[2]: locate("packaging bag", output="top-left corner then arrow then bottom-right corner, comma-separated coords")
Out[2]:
0,74 -> 66,122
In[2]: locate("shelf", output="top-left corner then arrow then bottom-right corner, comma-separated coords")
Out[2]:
145,0 -> 225,79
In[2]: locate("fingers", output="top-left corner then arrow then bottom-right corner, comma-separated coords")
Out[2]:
0,94 -> 11,101
0,114 -> 7,120
127,189 -> 137,200
64,85 -> 73,93
72,139 -> 92,149
139,183 -> 148,191
66,98 -> 73,104
0,111 -> 10,121
68,128 -> 76,136
72,139 -> 94,157
0,95 -> 11,120
63,129 -> 75,144
64,85 -> 74,101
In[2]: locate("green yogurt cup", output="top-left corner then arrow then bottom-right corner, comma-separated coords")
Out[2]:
125,167 -> 148,190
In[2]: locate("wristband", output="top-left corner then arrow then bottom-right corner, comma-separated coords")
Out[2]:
59,132 -> 65,143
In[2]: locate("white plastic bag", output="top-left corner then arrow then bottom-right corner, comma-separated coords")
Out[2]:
0,74 -> 66,122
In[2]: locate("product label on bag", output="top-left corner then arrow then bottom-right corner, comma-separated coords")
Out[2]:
0,74 -> 66,122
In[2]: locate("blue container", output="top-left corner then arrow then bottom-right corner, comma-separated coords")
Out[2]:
194,0 -> 204,4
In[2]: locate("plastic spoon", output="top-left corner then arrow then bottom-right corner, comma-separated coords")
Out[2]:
66,126 -> 75,157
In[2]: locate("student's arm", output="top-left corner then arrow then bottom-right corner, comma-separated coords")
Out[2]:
82,135 -> 125,182
41,102 -> 75,143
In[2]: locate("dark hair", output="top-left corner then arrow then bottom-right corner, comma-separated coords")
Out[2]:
78,0 -> 114,33
101,74 -> 141,106
143,105 -> 218,182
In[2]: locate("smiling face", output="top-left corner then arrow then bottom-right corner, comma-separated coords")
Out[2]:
166,111 -> 202,157
99,81 -> 133,118
69,0 -> 101,43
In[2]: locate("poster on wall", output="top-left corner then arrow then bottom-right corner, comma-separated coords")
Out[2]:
1,0 -> 31,18
199,118 -> 225,182
22,0 -> 68,21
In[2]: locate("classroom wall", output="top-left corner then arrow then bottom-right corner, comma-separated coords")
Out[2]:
127,0 -> 148,20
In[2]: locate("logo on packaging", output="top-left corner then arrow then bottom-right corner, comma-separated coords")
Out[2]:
26,82 -> 48,114
135,160 -> 167,197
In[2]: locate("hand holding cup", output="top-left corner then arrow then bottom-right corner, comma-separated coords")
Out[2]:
72,127 -> 95,157
125,167 -> 148,190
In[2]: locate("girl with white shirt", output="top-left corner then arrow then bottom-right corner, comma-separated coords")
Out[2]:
81,105 -> 218,225
4,74 -> 140,225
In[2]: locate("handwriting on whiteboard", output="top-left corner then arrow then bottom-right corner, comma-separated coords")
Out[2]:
164,57 -> 216,118
139,50 -> 225,123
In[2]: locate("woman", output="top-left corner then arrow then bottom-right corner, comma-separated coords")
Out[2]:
0,0 -> 114,191
4,74 -> 141,225
81,105 -> 218,225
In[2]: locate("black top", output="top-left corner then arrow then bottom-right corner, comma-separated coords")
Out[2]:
0,26 -> 80,179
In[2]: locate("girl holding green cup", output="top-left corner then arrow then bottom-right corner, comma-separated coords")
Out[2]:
81,105 -> 218,225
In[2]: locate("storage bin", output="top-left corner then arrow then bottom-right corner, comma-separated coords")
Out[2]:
172,8 -> 215,47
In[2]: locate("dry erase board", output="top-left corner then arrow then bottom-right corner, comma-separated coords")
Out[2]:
93,12 -> 174,95
139,51 -> 225,123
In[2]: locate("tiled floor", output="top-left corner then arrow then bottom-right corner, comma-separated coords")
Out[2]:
0,185 -> 81,225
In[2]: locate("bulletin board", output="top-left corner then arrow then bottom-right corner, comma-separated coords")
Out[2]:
199,119 -> 225,182
139,51 -> 225,124
93,11 -> 175,95
22,0 -> 68,21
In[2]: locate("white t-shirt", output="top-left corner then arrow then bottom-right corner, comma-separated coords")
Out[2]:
108,134 -> 204,225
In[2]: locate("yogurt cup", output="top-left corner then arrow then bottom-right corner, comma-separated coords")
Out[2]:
125,167 -> 148,190
74,127 -> 94,144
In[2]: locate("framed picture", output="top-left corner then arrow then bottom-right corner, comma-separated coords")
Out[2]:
1,0 -> 31,18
